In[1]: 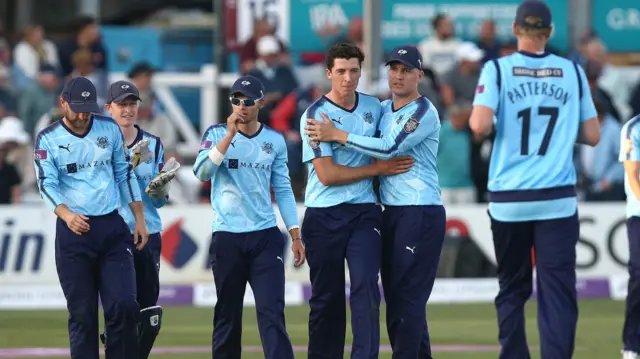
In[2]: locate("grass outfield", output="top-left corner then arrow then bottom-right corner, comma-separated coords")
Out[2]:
0,299 -> 627,358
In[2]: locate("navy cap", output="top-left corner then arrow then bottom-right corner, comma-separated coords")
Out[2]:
39,63 -> 57,74
61,77 -> 100,113
230,75 -> 265,100
107,80 -> 141,104
515,0 -> 552,29
386,45 -> 423,69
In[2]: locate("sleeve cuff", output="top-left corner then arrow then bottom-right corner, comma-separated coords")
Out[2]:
208,147 -> 225,166
287,225 -> 300,231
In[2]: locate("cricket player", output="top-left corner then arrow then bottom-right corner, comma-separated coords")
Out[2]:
299,43 -> 414,359
468,1 -> 600,358
305,44 -> 443,358
193,75 -> 305,359
620,113 -> 640,359
100,80 -> 179,359
33,76 -> 148,359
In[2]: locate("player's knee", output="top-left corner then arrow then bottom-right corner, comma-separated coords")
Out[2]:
114,297 -> 140,320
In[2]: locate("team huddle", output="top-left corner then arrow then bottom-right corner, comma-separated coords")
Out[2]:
30,1 -> 640,358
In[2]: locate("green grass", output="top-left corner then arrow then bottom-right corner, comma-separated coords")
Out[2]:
0,299 -> 627,358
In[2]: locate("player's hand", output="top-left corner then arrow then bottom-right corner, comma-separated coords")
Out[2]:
376,156 -> 415,176
292,239 -> 305,267
226,112 -> 243,136
133,220 -> 149,250
289,227 -> 306,267
305,112 -> 338,142
64,212 -> 90,235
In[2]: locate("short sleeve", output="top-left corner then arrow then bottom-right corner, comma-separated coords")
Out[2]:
473,61 -> 500,111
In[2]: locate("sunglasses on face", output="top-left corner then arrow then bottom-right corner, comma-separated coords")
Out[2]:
229,96 -> 261,107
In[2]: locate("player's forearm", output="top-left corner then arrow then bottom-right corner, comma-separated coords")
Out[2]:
128,201 -> 145,221
319,162 -> 380,186
39,182 -> 64,212
118,177 -> 142,205
54,204 -> 73,221
273,184 -> 299,230
151,195 -> 169,208
193,151 -> 221,181
344,133 -> 396,160
194,134 -> 234,181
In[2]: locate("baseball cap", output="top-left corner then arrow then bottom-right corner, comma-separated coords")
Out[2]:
61,77 -> 100,113
456,42 -> 485,62
107,80 -> 141,104
257,35 -> 280,56
230,75 -> 265,101
515,0 -> 552,29
386,45 -> 423,69
39,63 -> 57,75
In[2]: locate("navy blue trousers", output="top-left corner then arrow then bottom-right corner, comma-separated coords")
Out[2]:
55,210 -> 139,359
490,212 -> 579,359
624,216 -> 640,352
210,226 -> 293,359
381,205 -> 446,359
134,233 -> 162,309
302,203 -> 382,359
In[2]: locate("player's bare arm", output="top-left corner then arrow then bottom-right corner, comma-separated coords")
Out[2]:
469,105 -> 495,137
312,156 -> 414,186
577,117 -> 601,146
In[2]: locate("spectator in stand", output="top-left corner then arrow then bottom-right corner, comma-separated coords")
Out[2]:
58,16 -> 107,77
330,17 -> 363,49
58,16 -> 108,101
500,40 -> 518,57
239,18 -> 290,74
576,95 -> 625,201
0,140 -> 22,204
0,65 -> 16,114
585,60 -> 621,123
471,131 -> 494,203
477,20 -> 501,63
440,42 -> 484,108
629,79 -> 640,119
438,103 -> 475,204
585,38 -> 632,120
17,64 -> 59,135
127,62 -> 178,161
568,30 -> 597,67
418,13 -> 462,79
13,25 -> 59,79
68,48 -> 106,106
270,79 -> 332,197
0,116 -> 31,199
34,100 -> 63,138
247,35 -> 299,126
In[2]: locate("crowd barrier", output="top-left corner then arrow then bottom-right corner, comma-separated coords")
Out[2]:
0,203 -> 633,309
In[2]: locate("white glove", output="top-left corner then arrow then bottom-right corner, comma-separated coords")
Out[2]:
145,157 -> 181,198
130,138 -> 153,170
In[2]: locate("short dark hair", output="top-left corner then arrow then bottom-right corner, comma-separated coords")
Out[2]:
432,13 -> 448,30
128,62 -> 155,79
325,43 -> 365,71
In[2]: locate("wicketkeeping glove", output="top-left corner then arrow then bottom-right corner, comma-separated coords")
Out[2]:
130,138 -> 153,170
145,157 -> 181,198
